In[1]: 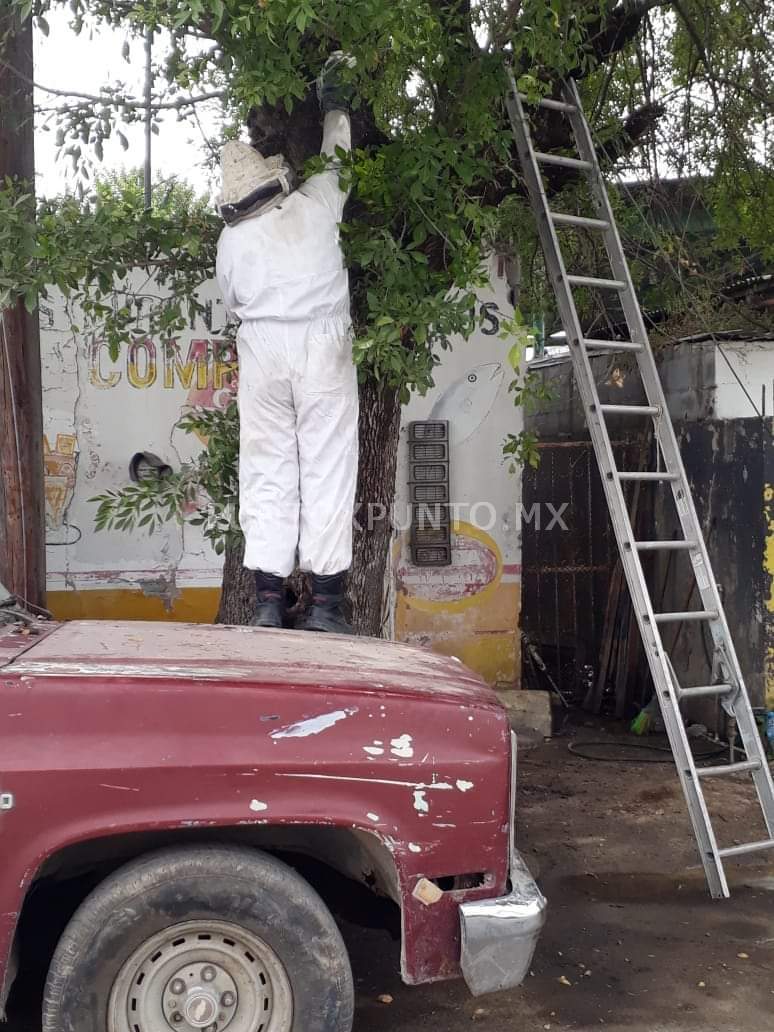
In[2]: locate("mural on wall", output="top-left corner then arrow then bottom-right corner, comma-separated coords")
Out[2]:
42,280 -> 232,622
40,259 -> 524,687
43,433 -> 80,544
393,256 -> 524,687
429,363 -> 505,446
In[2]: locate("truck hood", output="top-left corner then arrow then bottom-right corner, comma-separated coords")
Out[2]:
0,624 -> 55,670
6,620 -> 500,709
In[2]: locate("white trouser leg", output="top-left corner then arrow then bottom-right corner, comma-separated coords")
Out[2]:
295,323 -> 359,575
237,327 -> 299,577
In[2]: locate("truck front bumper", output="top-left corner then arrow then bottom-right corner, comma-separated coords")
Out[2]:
459,849 -> 546,996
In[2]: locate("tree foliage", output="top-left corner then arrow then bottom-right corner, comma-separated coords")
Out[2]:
93,399 -> 241,554
6,1 -> 770,350
2,0 -> 773,615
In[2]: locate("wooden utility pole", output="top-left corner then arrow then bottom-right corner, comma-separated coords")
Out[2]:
0,8 -> 46,607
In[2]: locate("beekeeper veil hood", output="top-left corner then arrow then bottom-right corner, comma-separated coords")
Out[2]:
217,141 -> 296,225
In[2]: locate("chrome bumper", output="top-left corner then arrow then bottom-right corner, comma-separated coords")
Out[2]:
459,849 -> 547,996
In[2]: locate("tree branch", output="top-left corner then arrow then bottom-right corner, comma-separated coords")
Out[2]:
0,58 -> 225,111
493,1 -> 522,50
582,0 -> 672,71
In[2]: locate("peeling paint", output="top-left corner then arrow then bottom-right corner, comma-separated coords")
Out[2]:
136,571 -> 181,612
270,708 -> 357,740
456,779 -> 474,792
413,877 -> 443,906
390,734 -> 414,758
413,790 -> 430,814
408,842 -> 422,853
249,799 -> 268,812
276,773 -> 454,792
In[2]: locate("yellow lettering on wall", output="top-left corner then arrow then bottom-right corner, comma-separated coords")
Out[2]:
213,339 -> 238,390
89,340 -> 121,388
127,339 -> 157,388
163,338 -> 209,390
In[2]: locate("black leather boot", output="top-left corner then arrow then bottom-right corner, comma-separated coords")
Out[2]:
296,572 -> 353,634
250,570 -> 284,628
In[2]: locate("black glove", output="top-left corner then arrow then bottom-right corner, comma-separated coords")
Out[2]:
317,51 -> 357,114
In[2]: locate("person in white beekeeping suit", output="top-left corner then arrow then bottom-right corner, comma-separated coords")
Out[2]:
216,54 -> 358,634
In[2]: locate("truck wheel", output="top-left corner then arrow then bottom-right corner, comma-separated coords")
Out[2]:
41,844 -> 354,1032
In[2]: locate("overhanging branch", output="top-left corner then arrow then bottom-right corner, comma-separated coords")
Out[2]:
0,58 -> 225,111
583,0 -> 673,69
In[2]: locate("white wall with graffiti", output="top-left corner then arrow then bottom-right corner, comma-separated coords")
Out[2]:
40,258 -> 523,683
41,275 -> 234,621
392,256 -> 523,685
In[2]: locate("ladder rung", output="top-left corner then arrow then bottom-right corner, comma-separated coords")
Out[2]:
551,212 -> 610,230
600,404 -> 659,416
518,93 -> 577,113
567,274 -> 626,290
635,540 -> 697,551
697,759 -> 762,778
618,471 -> 678,481
583,338 -> 643,353
679,683 -> 735,699
718,839 -> 774,859
534,151 -> 591,171
653,610 -> 718,624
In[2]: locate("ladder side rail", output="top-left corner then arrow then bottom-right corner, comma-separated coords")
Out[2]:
662,658 -> 730,896
505,76 -> 730,897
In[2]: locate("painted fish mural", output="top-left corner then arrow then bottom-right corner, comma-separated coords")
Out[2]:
429,362 -> 504,445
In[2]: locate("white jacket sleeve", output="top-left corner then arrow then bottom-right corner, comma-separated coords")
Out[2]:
299,110 -> 352,220
215,229 -> 237,320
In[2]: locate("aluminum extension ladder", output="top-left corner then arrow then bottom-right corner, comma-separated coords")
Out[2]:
505,71 -> 774,898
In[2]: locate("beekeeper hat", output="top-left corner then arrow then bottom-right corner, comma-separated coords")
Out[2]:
217,141 -> 295,225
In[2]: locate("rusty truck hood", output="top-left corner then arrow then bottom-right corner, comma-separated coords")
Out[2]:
6,620 -> 498,707
1,620 -> 513,993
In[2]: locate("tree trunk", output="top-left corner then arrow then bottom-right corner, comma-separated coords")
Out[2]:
215,536 -> 255,624
0,10 -> 45,608
216,378 -> 401,636
350,378 -> 401,637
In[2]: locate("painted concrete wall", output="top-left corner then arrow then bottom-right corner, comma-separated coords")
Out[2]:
41,276 -> 232,622
392,257 -> 523,686
39,259 -> 523,685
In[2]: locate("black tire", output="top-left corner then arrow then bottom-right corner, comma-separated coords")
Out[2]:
42,844 -> 354,1032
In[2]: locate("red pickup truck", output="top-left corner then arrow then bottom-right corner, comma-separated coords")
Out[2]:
0,619 -> 545,1032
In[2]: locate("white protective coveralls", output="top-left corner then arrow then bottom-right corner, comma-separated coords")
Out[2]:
216,111 -> 358,578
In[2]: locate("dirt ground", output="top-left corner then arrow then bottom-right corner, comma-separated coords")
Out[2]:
7,728 -> 774,1031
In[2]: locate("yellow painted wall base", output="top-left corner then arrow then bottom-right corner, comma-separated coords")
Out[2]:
394,523 -> 522,687
47,587 -> 221,624
423,631 -> 519,686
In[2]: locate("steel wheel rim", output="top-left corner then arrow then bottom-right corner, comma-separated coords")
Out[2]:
107,919 -> 293,1032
